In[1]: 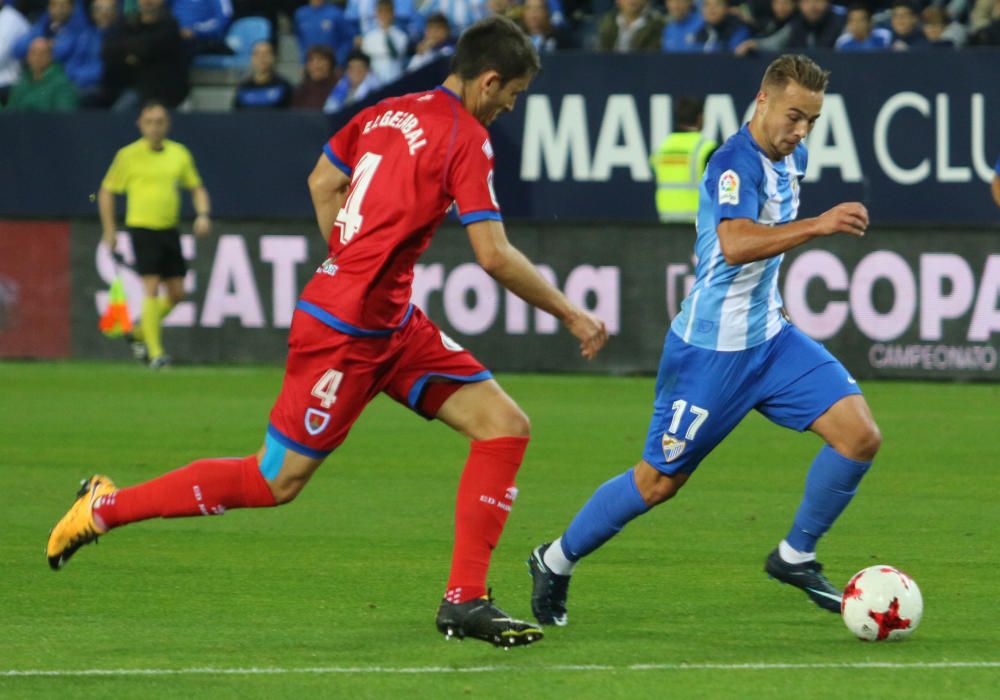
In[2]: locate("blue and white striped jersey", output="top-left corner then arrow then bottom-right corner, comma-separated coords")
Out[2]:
671,125 -> 807,351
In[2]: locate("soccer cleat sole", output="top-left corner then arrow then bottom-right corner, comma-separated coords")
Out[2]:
439,623 -> 544,648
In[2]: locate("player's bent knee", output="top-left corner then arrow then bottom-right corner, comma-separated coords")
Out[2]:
482,405 -> 531,439
502,407 -> 531,438
854,422 -> 882,462
268,481 -> 302,505
832,421 -> 882,463
634,461 -> 688,507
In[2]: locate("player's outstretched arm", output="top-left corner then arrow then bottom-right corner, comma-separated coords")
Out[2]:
717,202 -> 869,265
466,220 -> 608,359
307,155 -> 351,242
991,174 -> 1000,208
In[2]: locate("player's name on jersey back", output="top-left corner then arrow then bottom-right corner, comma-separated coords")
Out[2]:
362,109 -> 428,156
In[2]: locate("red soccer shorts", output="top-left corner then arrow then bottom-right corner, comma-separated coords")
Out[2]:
267,304 -> 491,458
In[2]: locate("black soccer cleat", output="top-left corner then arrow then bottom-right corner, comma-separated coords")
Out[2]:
123,333 -> 148,363
764,548 -> 842,613
528,543 -> 571,626
435,595 -> 544,648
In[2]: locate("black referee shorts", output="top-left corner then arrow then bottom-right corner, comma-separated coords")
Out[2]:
128,228 -> 187,278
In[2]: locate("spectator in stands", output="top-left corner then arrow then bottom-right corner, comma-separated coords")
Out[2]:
3,34 -> 77,110
969,0 -> 1000,44
598,0 -> 665,52
487,0 -> 519,22
0,0 -> 30,104
292,43 -> 336,108
295,0 -> 354,66
520,0 -> 570,50
834,3 -> 891,50
920,3 -> 968,48
888,0 -> 926,48
361,0 -> 408,84
661,0 -> 704,52
734,0 -> 796,55
231,0 -> 301,44
12,0 -> 84,60
785,0 -> 845,48
546,0 -> 567,28
692,0 -> 750,53
920,6 -> 956,46
971,0 -> 1000,33
233,39 -> 292,108
323,47 -> 379,113
14,1 -> 47,20
62,0 -> 117,106
103,0 -> 189,111
173,0 -> 234,57
352,0 -> 425,43
494,0 -> 568,28
406,11 -> 453,70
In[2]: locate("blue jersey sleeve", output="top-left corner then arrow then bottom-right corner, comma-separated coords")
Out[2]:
707,144 -> 762,225
995,154 -> 1000,175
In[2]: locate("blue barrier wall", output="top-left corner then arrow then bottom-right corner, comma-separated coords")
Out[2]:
1,51 -> 998,223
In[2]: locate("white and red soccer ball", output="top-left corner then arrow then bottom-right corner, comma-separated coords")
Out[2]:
841,565 -> 923,641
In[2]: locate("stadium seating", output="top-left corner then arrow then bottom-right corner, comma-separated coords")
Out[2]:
193,16 -> 273,70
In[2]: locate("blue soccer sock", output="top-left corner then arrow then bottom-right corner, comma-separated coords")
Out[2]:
559,469 -> 650,562
785,445 -> 872,554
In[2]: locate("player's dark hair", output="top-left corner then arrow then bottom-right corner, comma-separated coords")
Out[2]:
674,96 -> 705,130
426,12 -> 450,30
306,44 -> 336,67
346,49 -> 371,67
138,99 -> 168,115
761,54 -> 830,94
450,15 -> 540,85
846,2 -> 871,16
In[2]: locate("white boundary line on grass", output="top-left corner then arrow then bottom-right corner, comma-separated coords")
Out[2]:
3,661 -> 999,677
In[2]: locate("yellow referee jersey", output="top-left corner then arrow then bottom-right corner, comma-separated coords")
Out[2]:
101,139 -> 202,230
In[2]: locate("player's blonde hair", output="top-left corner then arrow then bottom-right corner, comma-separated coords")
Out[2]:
761,54 -> 830,93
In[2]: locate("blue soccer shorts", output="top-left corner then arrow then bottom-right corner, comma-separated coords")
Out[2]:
641,323 -> 861,476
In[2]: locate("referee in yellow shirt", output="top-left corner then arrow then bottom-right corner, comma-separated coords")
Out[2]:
98,100 -> 212,368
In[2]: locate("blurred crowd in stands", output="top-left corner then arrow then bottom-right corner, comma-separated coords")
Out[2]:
1,0 -> 998,112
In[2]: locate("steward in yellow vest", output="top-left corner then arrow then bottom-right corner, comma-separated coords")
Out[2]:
651,97 -> 716,224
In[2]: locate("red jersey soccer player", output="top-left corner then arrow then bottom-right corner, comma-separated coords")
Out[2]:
46,17 -> 607,648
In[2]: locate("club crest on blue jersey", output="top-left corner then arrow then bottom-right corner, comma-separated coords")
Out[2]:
305,408 -> 331,435
662,433 -> 686,463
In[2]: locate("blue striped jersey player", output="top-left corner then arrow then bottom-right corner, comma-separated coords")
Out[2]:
529,54 -> 880,625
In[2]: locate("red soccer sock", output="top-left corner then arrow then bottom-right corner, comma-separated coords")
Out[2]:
445,436 -> 529,604
93,455 -> 277,530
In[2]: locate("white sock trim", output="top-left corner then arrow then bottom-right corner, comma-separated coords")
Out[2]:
542,537 -> 576,576
779,539 -> 817,564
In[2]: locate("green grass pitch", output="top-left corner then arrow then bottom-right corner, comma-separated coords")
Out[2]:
1,362 -> 997,698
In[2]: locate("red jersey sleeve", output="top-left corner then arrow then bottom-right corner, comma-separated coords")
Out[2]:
446,130 -> 502,226
323,108 -> 369,176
